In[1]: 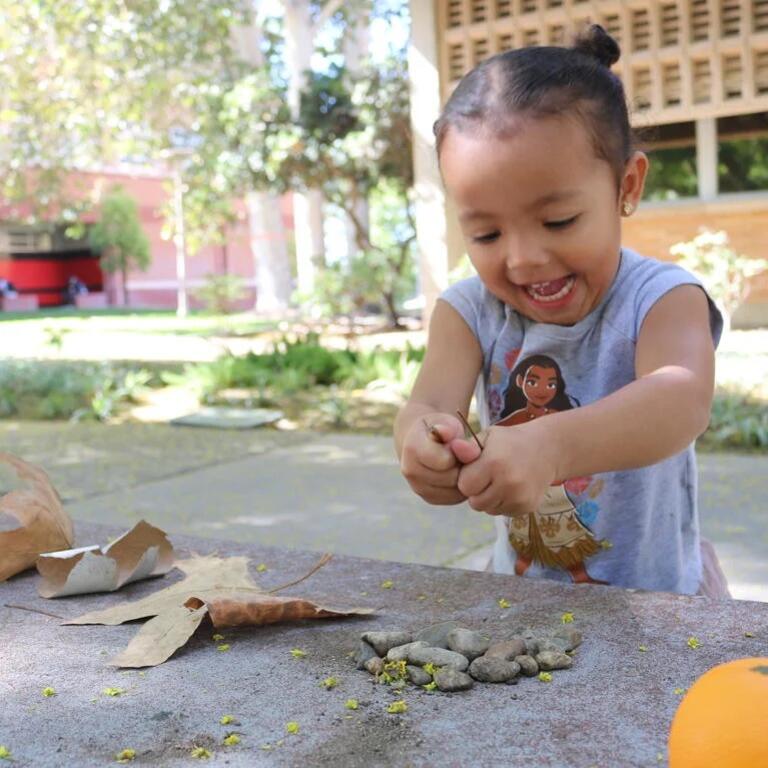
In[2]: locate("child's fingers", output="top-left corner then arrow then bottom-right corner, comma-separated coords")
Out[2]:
448,437 -> 482,465
425,418 -> 463,445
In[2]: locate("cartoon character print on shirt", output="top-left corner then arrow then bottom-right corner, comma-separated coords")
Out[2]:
496,353 -> 608,585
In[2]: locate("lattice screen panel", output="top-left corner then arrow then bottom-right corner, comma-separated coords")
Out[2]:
437,0 -> 768,126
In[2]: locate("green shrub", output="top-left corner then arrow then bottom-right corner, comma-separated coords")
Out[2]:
701,389 -> 768,450
0,362 -> 154,421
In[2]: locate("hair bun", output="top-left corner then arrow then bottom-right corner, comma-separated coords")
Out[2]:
573,24 -> 620,68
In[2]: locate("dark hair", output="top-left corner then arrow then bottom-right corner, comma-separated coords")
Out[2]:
503,354 -> 578,415
433,24 -> 632,186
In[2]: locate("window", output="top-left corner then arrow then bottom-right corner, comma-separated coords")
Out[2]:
718,113 -> 768,192
641,122 -> 698,201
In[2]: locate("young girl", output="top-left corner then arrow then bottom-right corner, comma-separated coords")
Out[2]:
394,24 -> 730,597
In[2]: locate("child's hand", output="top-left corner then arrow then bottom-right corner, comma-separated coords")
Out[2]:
454,421 -> 558,517
400,413 -> 468,505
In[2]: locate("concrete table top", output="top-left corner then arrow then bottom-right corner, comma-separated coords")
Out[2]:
1,522 -> 767,767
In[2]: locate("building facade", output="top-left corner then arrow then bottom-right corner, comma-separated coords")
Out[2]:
0,167 -> 293,311
409,0 -> 768,326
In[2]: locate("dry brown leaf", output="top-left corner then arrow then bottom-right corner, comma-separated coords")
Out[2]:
0,452 -> 74,581
185,591 -> 370,629
65,554 -> 373,668
36,520 -> 174,598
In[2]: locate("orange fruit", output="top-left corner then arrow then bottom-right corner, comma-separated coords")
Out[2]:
669,657 -> 768,767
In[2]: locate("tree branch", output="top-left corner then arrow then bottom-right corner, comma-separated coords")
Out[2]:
314,0 -> 345,32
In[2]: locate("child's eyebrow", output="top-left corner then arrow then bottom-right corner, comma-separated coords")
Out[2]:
529,190 -> 581,209
460,190 -> 582,222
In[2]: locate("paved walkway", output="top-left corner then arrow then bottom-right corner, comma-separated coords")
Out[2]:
1,422 -> 765,602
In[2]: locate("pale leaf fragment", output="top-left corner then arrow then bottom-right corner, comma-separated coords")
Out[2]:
36,520 -> 174,598
0,452 -> 74,581
110,603 -> 209,668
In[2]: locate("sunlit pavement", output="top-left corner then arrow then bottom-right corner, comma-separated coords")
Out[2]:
1,422 -> 765,602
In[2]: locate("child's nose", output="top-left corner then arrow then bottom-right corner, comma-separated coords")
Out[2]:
504,237 -> 548,276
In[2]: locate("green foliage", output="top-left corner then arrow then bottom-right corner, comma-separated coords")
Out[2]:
643,146 -> 698,201
194,274 -> 247,314
719,137 -> 768,192
89,187 -> 151,278
0,362 -> 153,422
164,334 -> 424,401
670,230 -> 768,317
701,389 -> 768,450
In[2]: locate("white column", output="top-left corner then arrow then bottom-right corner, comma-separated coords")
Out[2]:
408,0 -> 449,327
696,117 -> 718,200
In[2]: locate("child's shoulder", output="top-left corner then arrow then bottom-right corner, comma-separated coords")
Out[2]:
607,247 -> 719,342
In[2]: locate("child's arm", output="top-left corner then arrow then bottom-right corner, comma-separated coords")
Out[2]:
455,285 -> 715,516
395,300 -> 483,505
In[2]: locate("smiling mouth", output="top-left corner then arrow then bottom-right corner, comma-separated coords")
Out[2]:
523,275 -> 576,303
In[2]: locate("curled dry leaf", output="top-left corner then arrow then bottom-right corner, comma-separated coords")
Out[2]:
185,591 -> 370,629
36,520 -> 174,598
0,452 -> 74,581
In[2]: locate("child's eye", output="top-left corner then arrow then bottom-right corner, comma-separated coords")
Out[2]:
544,215 -> 579,230
472,231 -> 500,244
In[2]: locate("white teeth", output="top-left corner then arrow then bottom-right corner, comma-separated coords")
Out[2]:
525,276 -> 575,303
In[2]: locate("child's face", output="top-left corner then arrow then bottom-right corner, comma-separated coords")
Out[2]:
440,114 -> 646,325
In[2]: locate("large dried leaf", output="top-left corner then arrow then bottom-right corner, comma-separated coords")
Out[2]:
66,554 -> 373,668
36,520 -> 174,598
66,555 -> 256,625
0,452 -> 74,581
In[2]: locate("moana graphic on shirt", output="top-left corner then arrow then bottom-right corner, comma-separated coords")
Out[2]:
498,354 -> 606,585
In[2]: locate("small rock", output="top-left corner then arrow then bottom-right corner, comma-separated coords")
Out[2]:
485,638 -> 526,661
447,628 -> 491,661
406,665 -> 432,686
553,627 -> 583,652
361,631 -> 412,656
365,657 -> 385,676
514,629 -> 541,656
407,646 -> 470,671
537,639 -> 567,654
386,641 -> 429,662
434,667 -> 474,692
413,621 -> 461,649
468,657 -> 521,683
514,655 -> 539,676
536,651 -> 573,671
354,640 -> 379,670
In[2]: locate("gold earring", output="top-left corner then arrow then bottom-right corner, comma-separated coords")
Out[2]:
622,201 -> 634,216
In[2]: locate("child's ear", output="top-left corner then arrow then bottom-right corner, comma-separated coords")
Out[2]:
619,151 -> 649,214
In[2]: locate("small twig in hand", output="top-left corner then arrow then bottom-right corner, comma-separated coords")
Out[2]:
455,410 -> 484,451
422,418 -> 445,444
268,553 -> 333,594
4,603 -> 65,620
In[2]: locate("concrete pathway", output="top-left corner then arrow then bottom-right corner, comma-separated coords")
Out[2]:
1,422 -> 765,601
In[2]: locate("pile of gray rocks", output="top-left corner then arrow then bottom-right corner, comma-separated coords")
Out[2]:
353,621 -> 581,692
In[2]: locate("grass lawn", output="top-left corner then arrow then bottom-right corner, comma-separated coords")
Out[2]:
0,307 -> 278,337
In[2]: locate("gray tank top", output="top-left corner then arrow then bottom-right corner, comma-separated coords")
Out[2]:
441,247 -> 723,594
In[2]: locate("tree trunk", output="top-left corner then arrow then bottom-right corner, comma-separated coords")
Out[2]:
246,190 -> 293,312
233,17 -> 292,313
342,8 -> 371,261
283,0 -> 330,296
